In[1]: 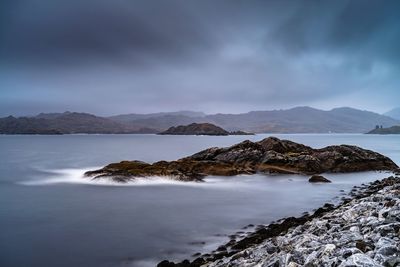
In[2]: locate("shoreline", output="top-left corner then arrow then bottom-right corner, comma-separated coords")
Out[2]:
158,173 -> 400,267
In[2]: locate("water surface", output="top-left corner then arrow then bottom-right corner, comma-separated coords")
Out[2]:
0,134 -> 398,267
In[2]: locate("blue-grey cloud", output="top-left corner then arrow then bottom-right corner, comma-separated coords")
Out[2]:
0,0 -> 399,116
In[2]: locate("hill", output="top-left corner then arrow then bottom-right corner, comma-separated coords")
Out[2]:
112,107 -> 398,134
384,107 -> 400,120
108,111 -> 205,123
1,107 -> 398,134
0,112 -> 158,134
158,123 -> 229,136
204,107 -> 399,133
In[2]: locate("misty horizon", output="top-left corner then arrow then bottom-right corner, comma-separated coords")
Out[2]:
3,105 -> 399,118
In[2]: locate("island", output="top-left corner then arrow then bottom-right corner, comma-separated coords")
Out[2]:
367,125 -> 400,134
84,137 -> 398,182
157,123 -> 254,136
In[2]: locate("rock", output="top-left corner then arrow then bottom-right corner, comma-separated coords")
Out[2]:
339,253 -> 381,267
309,175 -> 332,183
157,260 -> 174,267
356,240 -> 372,253
376,237 -> 398,249
85,137 -> 398,182
376,245 -> 398,256
341,247 -> 363,258
323,244 -> 336,254
383,256 -> 400,267
304,250 -> 319,266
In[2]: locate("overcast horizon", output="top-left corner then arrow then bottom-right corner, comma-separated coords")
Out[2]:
1,106 -> 398,118
1,0 -> 400,117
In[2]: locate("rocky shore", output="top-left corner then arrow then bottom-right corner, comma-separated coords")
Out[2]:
158,175 -> 400,267
85,137 -> 398,182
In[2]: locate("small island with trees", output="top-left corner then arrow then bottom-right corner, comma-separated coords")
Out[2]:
157,123 -> 254,136
367,125 -> 400,134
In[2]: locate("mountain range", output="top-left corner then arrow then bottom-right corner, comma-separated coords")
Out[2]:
0,107 -> 398,134
384,107 -> 400,121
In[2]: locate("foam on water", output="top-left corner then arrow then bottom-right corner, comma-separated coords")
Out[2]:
16,166 -> 309,188
17,166 -> 393,189
17,167 -> 228,187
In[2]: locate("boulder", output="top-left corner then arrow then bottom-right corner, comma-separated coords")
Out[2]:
339,253 -> 381,267
309,175 -> 332,183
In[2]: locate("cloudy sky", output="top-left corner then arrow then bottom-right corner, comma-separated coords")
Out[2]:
1,0 -> 399,116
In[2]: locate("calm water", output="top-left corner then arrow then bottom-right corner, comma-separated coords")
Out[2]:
0,134 -> 399,267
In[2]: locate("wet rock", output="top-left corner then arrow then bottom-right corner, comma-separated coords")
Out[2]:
309,175 -> 332,183
85,137 -> 398,182
157,260 -> 175,267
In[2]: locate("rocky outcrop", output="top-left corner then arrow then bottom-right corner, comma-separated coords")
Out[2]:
84,137 -> 398,182
158,123 -> 230,136
309,175 -> 332,183
157,123 -> 254,136
157,176 -> 400,267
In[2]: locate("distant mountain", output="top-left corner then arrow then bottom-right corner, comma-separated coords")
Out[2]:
1,107 -> 398,134
158,123 -> 229,136
203,107 -> 398,133
367,125 -> 400,134
0,112 -> 158,134
384,108 -> 400,120
109,111 -> 205,123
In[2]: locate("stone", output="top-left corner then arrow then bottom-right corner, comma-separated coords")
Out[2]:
376,245 -> 398,256
383,256 -> 400,267
356,240 -> 371,253
309,175 -> 332,183
341,247 -> 363,258
339,253 -> 381,267
323,244 -> 336,255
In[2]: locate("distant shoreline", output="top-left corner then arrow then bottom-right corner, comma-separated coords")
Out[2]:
1,107 -> 398,135
3,132 -> 398,136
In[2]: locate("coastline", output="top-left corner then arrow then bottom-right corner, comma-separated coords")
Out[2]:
158,173 -> 400,267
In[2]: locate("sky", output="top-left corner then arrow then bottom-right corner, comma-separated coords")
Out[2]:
1,0 -> 400,116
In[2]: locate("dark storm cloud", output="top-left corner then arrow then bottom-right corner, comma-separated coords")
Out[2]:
269,1 -> 400,63
0,0 -> 399,116
0,0 -> 219,66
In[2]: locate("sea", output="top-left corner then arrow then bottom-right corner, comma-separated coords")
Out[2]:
0,134 -> 399,267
